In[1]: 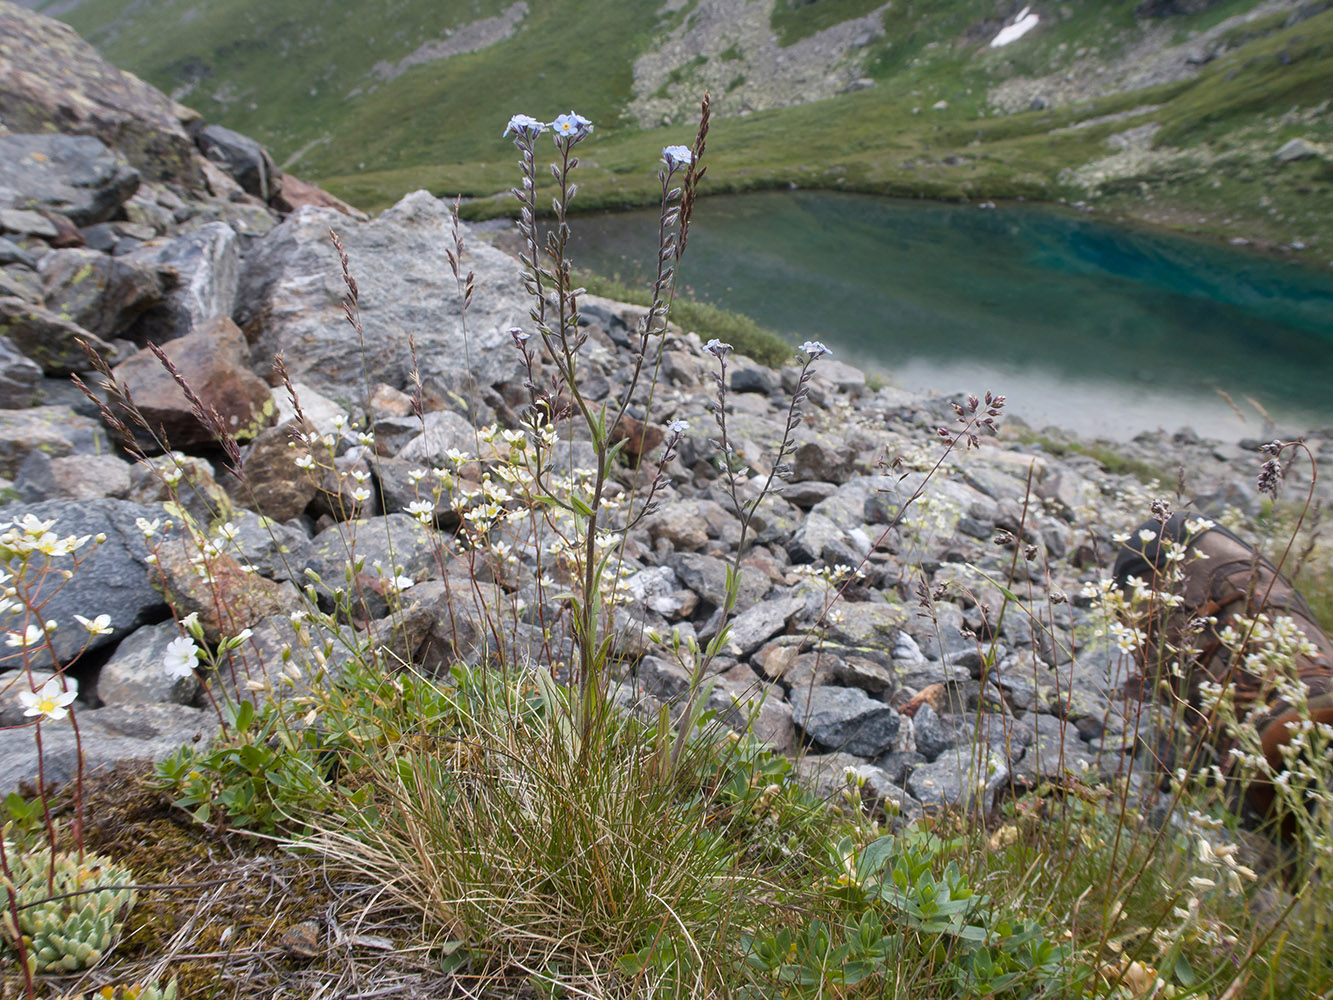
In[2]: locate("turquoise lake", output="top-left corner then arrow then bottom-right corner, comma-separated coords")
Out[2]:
564,191 -> 1333,441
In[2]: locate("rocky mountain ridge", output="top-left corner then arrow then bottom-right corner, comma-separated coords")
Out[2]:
2,3 -> 1330,828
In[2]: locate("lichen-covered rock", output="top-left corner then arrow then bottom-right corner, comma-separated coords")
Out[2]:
0,134 -> 139,226
0,295 -> 120,374
0,2 -> 202,186
38,248 -> 165,340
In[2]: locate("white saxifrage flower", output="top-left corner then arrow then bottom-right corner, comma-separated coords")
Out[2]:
19,677 -> 77,722
74,614 -> 114,636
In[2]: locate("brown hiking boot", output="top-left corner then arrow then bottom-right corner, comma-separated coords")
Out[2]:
1114,512 -> 1333,821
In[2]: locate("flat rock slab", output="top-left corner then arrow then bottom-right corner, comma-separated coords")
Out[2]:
0,703 -> 215,797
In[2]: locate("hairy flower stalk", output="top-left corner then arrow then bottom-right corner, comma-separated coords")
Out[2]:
501,108 -> 709,744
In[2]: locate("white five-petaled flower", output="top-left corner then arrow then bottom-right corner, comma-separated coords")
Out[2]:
19,678 -> 77,722
799,341 -> 831,358
704,338 -> 731,357
661,145 -> 693,169
504,114 -> 546,138
550,111 -> 593,139
6,624 -> 46,648
668,419 -> 689,435
352,487 -> 372,503
74,614 -> 113,636
163,635 -> 200,679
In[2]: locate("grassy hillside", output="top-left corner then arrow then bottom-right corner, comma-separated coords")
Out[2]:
35,0 -> 1333,249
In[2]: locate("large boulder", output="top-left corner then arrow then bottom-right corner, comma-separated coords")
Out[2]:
0,133 -> 139,226
0,2 -> 203,187
110,316 -> 277,449
236,191 -> 526,401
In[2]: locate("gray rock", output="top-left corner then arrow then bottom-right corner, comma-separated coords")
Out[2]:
47,453 -> 131,501
395,409 -> 481,465
821,600 -> 908,648
794,751 -> 869,799
0,5 -> 203,186
720,595 -> 803,657
125,222 -> 239,342
830,652 -> 895,693
0,209 -> 59,240
38,248 -> 165,340
197,125 -> 278,200
218,510 -> 312,583
788,511 -> 841,564
1010,713 -> 1102,787
907,746 -> 1009,813
791,685 -> 902,757
0,134 -> 139,226
211,611 -> 360,709
0,499 -> 171,663
790,438 -> 854,483
0,237 -> 35,268
0,335 -> 42,407
874,749 -> 926,785
635,654 -> 692,701
237,192 -> 525,401
668,551 -> 769,610
1273,137 -> 1323,163
306,513 -> 440,612
96,620 -> 200,707
730,365 -> 773,394
0,405 -> 106,478
891,630 -> 926,664
781,480 -> 838,508
909,703 -> 954,760
0,703 -> 215,796
0,296 -> 119,374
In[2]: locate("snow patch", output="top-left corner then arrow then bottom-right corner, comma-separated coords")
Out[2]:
991,7 -> 1039,48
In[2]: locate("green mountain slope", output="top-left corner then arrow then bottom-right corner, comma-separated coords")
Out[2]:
29,0 -> 1333,249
